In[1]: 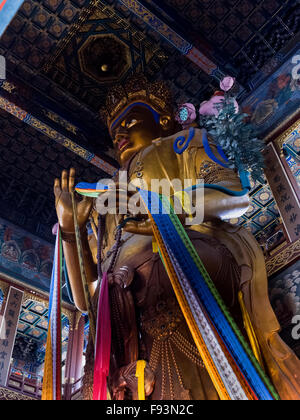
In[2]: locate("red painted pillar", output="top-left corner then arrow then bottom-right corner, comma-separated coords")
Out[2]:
64,312 -> 85,400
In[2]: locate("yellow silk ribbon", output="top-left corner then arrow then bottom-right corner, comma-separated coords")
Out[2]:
41,321 -> 53,400
238,291 -> 265,370
173,191 -> 193,220
135,360 -> 147,400
152,237 -> 158,253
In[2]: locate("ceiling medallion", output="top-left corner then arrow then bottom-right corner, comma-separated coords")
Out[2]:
78,34 -> 132,84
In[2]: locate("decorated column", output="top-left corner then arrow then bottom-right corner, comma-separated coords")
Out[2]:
0,286 -> 23,387
64,312 -> 85,399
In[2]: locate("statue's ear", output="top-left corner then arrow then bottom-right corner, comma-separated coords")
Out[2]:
159,114 -> 172,132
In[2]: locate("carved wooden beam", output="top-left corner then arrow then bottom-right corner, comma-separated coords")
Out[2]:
266,239 -> 300,277
0,93 -> 117,177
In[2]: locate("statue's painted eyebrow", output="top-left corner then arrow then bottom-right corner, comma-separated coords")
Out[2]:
112,113 -> 141,135
111,102 -> 160,132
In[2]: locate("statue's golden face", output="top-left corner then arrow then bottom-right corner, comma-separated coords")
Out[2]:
110,105 -> 160,166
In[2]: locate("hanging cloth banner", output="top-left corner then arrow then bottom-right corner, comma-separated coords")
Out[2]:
0,286 -> 24,387
42,228 -> 62,401
263,142 -> 300,243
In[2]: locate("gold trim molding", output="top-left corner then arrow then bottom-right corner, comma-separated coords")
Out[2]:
0,279 -> 9,296
266,239 -> 300,277
273,117 -> 300,152
0,273 -> 75,321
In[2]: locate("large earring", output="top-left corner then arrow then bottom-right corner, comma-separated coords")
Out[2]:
159,115 -> 171,131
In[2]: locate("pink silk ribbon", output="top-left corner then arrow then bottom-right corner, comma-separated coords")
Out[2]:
93,272 -> 111,400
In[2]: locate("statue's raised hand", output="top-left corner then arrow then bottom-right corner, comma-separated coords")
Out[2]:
54,168 -> 93,233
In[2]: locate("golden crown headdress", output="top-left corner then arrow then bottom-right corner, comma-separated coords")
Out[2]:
100,74 -> 174,129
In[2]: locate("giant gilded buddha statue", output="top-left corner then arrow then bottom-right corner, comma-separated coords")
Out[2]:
54,75 -> 300,400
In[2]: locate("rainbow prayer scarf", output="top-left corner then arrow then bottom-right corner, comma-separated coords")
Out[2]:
42,228 -> 62,401
75,181 -> 280,401
138,189 -> 279,401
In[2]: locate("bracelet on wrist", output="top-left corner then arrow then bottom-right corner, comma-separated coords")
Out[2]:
60,226 -> 86,243
60,230 -> 76,243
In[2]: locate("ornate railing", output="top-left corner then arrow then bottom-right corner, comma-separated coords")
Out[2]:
1,366 -> 83,400
4,367 -> 42,399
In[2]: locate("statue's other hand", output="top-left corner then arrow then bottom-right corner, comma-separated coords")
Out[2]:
96,181 -> 153,235
123,218 -> 153,235
54,168 -> 93,233
112,361 -> 155,400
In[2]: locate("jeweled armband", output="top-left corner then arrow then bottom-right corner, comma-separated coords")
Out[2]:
198,160 -> 237,184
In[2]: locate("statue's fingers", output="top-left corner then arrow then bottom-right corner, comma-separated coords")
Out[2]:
61,170 -> 68,192
54,178 -> 61,197
69,167 -> 76,192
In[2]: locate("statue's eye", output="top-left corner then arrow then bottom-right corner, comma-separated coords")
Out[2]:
126,119 -> 138,129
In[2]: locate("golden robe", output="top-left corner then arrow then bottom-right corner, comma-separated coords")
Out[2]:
84,128 -> 300,400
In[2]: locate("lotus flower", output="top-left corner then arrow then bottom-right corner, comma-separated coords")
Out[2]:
220,76 -> 236,92
199,91 -> 239,117
52,223 -> 59,236
199,92 -> 225,117
175,103 -> 197,129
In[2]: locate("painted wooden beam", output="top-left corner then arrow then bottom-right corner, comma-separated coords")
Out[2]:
118,0 -> 225,80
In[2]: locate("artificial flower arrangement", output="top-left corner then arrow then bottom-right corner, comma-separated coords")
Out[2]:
175,77 -> 265,182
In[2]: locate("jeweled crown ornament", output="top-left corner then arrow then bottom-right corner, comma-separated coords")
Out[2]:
100,74 -> 174,129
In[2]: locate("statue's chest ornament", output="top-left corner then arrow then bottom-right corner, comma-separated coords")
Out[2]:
130,151 -> 146,189
135,159 -> 144,179
173,127 -> 195,155
140,298 -> 185,341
